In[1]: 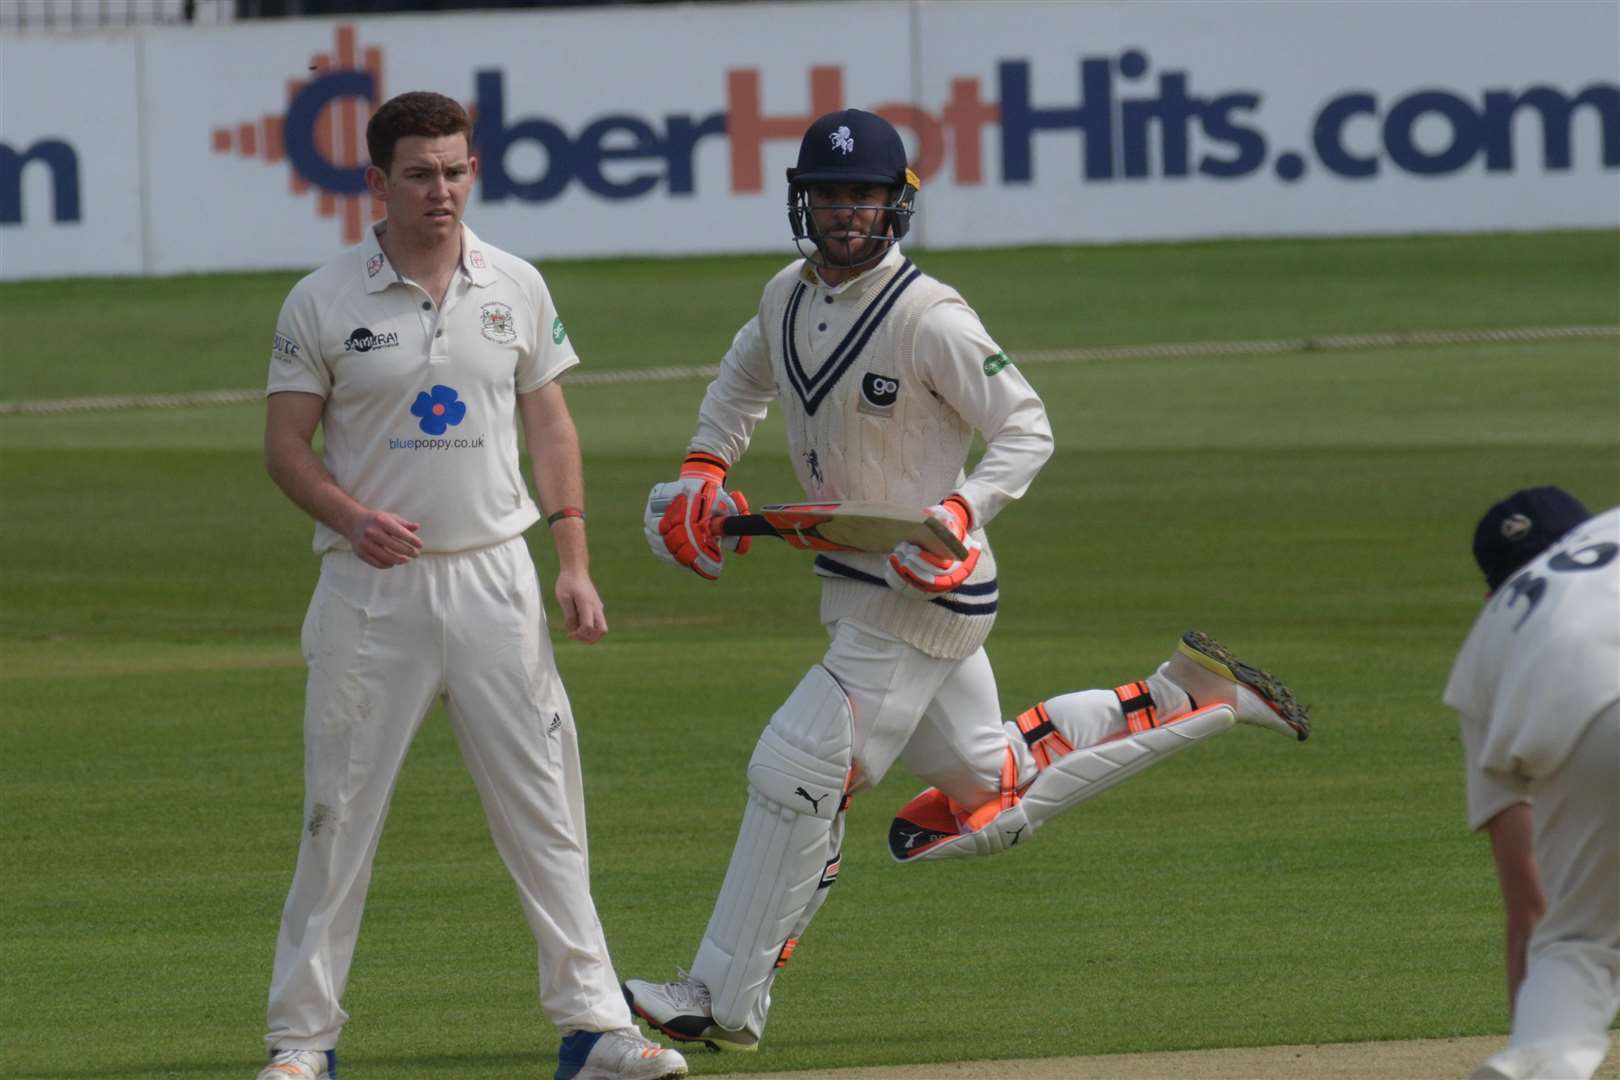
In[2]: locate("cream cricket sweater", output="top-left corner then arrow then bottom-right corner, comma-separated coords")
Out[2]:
691,245 -> 1053,659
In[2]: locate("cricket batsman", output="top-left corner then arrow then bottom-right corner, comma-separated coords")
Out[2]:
626,109 -> 1312,1052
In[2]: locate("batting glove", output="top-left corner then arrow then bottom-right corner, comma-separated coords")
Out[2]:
642,452 -> 751,580
885,495 -> 982,598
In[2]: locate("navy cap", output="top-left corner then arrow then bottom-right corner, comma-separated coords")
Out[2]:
787,109 -> 910,188
1471,485 -> 1592,591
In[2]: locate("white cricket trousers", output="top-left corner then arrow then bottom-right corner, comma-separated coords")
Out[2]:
265,537 -> 630,1052
730,618 -> 1127,1037
821,620 -> 1123,805
1475,700 -> 1620,1080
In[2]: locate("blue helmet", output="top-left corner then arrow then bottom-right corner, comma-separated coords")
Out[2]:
787,109 -> 920,268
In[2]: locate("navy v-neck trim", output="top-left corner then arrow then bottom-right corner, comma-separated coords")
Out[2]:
782,259 -> 920,416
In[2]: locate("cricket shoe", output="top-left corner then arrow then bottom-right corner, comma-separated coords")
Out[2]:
1162,630 -> 1311,741
555,1027 -> 687,1080
255,1049 -> 336,1080
622,973 -> 760,1053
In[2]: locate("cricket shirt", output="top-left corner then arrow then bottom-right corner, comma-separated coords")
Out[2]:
1444,505 -> 1620,829
267,222 -> 577,554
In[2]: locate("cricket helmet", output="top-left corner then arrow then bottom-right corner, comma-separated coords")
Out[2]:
787,109 -> 920,267
1471,485 -> 1592,591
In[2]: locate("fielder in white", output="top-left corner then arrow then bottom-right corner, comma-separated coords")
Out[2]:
624,109 -> 1312,1053
257,92 -> 684,1080
1445,487 -> 1620,1080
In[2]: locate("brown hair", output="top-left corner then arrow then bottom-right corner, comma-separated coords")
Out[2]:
366,91 -> 472,174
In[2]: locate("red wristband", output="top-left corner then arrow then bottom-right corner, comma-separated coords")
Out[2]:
546,507 -> 586,526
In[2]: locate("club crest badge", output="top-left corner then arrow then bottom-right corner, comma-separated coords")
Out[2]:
480,302 -> 517,344
858,372 -> 899,417
366,253 -> 384,277
830,125 -> 855,155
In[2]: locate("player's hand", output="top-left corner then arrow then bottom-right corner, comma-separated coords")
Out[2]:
554,569 -> 607,643
884,496 -> 981,598
642,453 -> 751,579
349,509 -> 423,569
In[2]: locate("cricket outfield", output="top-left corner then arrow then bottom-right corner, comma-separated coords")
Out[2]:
2,232 -> 1616,1078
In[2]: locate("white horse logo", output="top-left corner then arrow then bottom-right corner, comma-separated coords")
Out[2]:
830,125 -> 855,154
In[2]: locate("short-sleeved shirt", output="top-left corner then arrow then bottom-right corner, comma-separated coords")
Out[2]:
1443,505 -> 1620,829
267,222 -> 577,554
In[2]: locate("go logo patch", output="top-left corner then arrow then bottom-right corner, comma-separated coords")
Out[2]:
983,351 -> 1012,376
552,316 -> 567,345
858,372 -> 900,417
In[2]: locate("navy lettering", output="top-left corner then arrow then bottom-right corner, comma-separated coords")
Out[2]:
1383,91 -> 1481,175
575,115 -> 664,199
0,139 -> 80,224
1314,93 -> 1380,177
663,112 -> 728,195
1198,93 -> 1266,177
284,71 -> 374,195
999,57 -> 1116,183
1121,72 -> 1198,178
475,70 -> 574,202
1482,84 -> 1620,171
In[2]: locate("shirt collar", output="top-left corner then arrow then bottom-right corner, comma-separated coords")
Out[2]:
458,223 -> 497,287
800,242 -> 905,298
361,220 -> 497,293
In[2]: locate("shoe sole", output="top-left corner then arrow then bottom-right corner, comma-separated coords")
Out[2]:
1180,630 -> 1310,741
624,986 -> 759,1054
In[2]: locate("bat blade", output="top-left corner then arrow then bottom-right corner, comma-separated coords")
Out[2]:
720,501 -> 969,559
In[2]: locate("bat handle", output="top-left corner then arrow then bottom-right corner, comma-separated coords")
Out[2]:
718,515 -> 779,538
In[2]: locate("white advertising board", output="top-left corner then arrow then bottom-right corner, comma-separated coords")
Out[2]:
0,31 -> 145,277
1,0 -> 1615,280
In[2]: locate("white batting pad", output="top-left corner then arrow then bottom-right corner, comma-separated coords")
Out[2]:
693,666 -> 853,1030
891,705 -> 1235,861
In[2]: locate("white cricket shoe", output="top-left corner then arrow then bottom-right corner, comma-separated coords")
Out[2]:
1162,630 -> 1311,741
623,973 -> 760,1053
554,1027 -> 687,1080
255,1048 -> 336,1079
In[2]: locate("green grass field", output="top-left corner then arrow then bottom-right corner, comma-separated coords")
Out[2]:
2,231 -> 1617,1079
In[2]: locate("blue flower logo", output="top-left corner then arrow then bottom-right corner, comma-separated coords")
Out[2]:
410,385 -> 466,435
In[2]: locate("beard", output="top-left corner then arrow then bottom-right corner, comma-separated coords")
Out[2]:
815,226 -> 890,269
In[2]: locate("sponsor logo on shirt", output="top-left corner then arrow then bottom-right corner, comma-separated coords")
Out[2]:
366,253 -> 384,277
480,302 -> 517,344
272,332 -> 301,358
345,327 -> 401,352
410,384 -> 467,435
469,249 -> 486,270
858,372 -> 899,416
982,351 -> 1011,376
551,315 -> 567,345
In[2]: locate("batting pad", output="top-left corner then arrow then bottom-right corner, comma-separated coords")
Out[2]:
693,666 -> 853,1031
890,705 -> 1236,862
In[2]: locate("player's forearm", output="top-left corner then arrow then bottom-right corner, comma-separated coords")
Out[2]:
956,398 -> 1054,526
1484,802 -> 1545,1015
690,317 -> 773,465
528,425 -> 591,576
265,430 -> 368,539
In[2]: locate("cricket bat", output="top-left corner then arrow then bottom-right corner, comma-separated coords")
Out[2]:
719,501 -> 969,560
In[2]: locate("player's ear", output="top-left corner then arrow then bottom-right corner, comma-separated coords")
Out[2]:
364,163 -> 390,201
467,155 -> 480,183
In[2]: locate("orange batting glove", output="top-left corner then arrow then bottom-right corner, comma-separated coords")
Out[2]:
643,452 -> 751,580
884,495 -> 981,597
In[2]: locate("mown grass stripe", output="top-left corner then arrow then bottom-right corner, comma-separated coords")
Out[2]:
2,324 -> 1614,416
